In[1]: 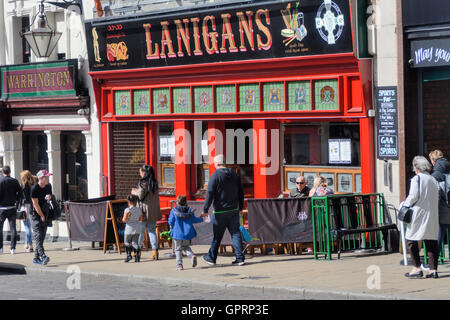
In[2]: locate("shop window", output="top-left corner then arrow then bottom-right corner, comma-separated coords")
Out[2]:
158,122 -> 175,188
195,121 -> 209,191
153,88 -> 171,114
216,85 -> 236,113
238,84 -> 259,112
23,133 -> 48,175
283,122 -> 361,194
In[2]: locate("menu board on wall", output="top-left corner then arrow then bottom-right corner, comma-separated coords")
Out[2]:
376,86 -> 398,160
328,139 -> 352,164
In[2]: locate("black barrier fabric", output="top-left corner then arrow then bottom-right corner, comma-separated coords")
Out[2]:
247,198 -> 312,244
68,201 -> 108,242
183,201 -> 232,246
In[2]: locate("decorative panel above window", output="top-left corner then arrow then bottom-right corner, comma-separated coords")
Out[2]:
115,90 -> 131,115
216,85 -> 236,113
288,81 -> 311,111
173,87 -> 191,114
314,79 -> 339,110
194,86 -> 213,113
239,84 -> 259,112
153,88 -> 171,114
263,82 -> 284,112
133,89 -> 150,115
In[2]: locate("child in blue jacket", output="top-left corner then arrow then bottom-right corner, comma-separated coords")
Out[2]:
169,195 -> 206,270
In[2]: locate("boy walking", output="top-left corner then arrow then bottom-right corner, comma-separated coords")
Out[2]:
169,195 -> 206,270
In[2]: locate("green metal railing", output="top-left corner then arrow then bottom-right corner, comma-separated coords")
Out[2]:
312,193 -> 389,260
423,228 -> 450,265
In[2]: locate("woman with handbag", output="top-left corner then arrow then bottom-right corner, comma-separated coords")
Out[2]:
400,156 -> 440,278
20,170 -> 36,252
132,165 -> 162,260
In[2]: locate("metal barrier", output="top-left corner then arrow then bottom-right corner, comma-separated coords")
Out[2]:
312,193 -> 396,260
423,228 -> 450,265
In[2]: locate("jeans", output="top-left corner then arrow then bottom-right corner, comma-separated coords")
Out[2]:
139,221 -> 158,250
31,217 -> 48,259
207,211 -> 244,262
438,224 -> 449,252
0,209 -> 17,250
173,239 -> 194,265
23,204 -> 33,245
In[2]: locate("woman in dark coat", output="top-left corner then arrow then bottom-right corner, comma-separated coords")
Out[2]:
132,165 -> 162,260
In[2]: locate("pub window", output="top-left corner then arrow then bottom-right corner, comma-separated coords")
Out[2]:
195,121 -> 209,191
158,122 -> 175,188
23,132 -> 49,175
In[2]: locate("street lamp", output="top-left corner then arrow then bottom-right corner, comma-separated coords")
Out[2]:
20,0 -> 82,58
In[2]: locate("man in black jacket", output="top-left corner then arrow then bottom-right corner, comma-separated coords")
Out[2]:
202,155 -> 245,266
0,166 -> 22,255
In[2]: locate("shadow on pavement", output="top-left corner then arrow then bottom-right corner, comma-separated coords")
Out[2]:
0,263 -> 27,275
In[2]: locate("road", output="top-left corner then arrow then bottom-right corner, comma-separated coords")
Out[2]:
0,271 -> 298,301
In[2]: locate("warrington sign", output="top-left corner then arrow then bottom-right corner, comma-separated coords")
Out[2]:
85,0 -> 353,71
0,59 -> 78,100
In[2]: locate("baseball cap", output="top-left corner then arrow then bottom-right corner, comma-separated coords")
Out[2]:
36,170 -> 52,179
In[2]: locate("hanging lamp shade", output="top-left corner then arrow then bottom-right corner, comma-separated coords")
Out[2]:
21,1 -> 62,58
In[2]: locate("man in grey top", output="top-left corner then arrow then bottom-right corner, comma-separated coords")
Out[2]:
289,175 -> 311,198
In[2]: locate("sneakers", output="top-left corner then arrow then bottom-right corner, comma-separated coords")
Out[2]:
10,249 -> 15,255
202,255 -> 216,266
176,264 -> 184,270
191,255 -> 197,268
232,259 -> 245,266
41,255 -> 50,265
0,248 -> 3,254
32,257 -> 43,265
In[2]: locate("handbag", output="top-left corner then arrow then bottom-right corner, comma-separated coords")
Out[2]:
16,205 -> 27,220
239,215 -> 252,243
398,175 -> 421,224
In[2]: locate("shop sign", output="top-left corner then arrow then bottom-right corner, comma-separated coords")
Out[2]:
375,86 -> 398,160
411,38 -> 450,68
85,0 -> 353,71
0,59 -> 78,100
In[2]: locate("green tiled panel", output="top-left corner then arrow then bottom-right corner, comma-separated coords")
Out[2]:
216,85 -> 236,113
194,86 -> 213,113
263,82 -> 284,111
173,87 -> 191,113
314,79 -> 339,110
288,81 -> 311,111
153,88 -> 171,114
115,90 -> 131,115
239,84 -> 259,112
133,89 -> 150,115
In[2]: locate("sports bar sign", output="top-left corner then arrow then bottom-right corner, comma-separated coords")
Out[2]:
85,0 -> 353,71
0,59 -> 78,100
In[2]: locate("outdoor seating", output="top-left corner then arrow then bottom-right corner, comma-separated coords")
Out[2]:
312,193 -> 398,260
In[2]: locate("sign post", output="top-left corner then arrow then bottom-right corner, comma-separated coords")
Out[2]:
375,86 -> 398,160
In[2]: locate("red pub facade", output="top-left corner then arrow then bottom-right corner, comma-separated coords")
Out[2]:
85,0 -> 374,206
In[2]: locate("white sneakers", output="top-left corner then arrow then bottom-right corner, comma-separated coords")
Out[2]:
0,248 -> 3,254
10,249 -> 15,255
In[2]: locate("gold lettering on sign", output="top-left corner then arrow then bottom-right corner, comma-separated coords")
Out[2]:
175,19 -> 191,57
237,11 -> 255,52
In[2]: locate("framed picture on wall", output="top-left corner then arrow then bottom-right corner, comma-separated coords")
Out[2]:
303,172 -> 317,189
286,171 -> 299,191
337,173 -> 353,193
320,172 -> 335,191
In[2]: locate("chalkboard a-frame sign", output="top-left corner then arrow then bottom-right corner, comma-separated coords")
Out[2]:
103,200 -> 128,254
375,86 -> 399,160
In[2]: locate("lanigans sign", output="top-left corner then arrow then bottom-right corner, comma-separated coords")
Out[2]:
85,0 -> 353,71
0,60 -> 78,100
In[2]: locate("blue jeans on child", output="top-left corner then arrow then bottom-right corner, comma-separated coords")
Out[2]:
139,221 -> 158,250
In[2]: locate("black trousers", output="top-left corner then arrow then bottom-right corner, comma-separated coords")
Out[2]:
407,239 -> 439,270
31,217 -> 48,259
0,209 -> 17,250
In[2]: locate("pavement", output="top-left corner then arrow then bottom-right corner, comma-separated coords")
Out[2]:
0,240 -> 449,300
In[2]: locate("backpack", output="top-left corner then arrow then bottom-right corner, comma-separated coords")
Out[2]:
439,173 -> 450,208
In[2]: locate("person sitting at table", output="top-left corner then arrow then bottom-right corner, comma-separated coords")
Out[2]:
289,175 -> 311,198
309,176 -> 334,197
